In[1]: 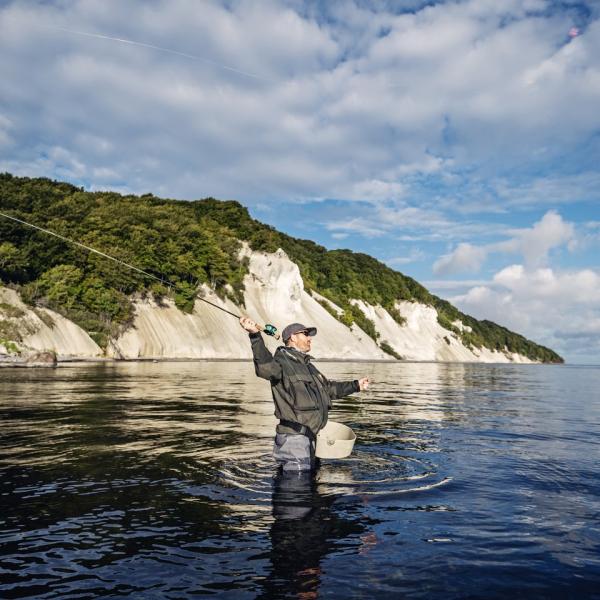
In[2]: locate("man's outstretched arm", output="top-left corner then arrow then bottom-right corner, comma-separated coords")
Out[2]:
326,376 -> 370,399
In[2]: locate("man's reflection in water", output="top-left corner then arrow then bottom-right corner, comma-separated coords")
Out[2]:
257,468 -> 368,600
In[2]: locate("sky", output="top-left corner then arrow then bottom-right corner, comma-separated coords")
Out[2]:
1,0 -> 599,363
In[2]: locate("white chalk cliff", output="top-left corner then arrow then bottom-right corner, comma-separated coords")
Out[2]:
0,248 -> 534,363
0,288 -> 101,359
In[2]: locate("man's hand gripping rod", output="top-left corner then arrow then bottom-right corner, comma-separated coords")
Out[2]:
239,316 -> 279,339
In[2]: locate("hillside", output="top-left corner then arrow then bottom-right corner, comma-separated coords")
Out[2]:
0,173 -> 563,363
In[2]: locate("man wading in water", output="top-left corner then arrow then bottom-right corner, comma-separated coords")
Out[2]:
240,318 -> 370,471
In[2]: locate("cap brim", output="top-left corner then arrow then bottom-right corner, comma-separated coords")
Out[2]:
306,327 -> 317,337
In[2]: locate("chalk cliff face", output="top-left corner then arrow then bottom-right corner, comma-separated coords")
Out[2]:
0,288 -> 102,358
105,246 -> 387,360
353,299 -> 532,363
0,248 -> 533,363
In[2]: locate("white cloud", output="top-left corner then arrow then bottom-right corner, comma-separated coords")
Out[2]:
433,242 -> 487,275
325,218 -> 386,238
423,278 -> 491,291
322,200 -> 484,243
433,210 -> 576,275
450,265 -> 600,362
493,172 -> 600,209
493,264 -> 600,303
498,210 -> 575,265
348,179 -> 406,202
385,248 -> 425,267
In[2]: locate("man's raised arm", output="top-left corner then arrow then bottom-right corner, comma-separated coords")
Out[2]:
239,317 -> 283,381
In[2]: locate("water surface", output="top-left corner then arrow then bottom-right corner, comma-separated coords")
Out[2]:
1,361 -> 599,598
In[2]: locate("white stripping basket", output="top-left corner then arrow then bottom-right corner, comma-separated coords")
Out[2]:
315,421 -> 356,459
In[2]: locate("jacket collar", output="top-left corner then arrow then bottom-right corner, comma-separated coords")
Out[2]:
278,345 -> 314,363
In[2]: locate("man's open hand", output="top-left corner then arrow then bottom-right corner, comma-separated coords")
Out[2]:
358,377 -> 370,391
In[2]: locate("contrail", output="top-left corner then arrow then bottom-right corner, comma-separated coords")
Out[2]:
52,25 -> 273,82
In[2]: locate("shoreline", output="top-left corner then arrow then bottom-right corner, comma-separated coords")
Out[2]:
3,357 -> 565,366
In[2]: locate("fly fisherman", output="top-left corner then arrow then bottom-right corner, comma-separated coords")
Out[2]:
240,317 -> 370,472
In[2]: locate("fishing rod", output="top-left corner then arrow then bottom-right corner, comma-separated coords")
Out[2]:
0,210 -> 280,339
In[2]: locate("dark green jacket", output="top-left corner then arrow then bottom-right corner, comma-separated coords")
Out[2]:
249,332 -> 360,436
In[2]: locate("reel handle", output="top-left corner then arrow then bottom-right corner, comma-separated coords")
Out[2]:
261,323 -> 280,340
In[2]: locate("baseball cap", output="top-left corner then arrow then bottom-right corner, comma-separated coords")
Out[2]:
282,323 -> 317,342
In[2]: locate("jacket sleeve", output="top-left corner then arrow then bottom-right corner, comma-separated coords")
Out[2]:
249,332 -> 283,381
325,378 -> 360,399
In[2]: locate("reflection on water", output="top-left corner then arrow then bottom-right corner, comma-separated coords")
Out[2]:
258,470 -> 366,600
1,361 -> 599,598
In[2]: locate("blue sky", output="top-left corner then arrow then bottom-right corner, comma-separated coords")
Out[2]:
1,0 -> 599,363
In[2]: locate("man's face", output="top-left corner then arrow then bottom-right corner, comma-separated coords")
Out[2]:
289,330 -> 312,353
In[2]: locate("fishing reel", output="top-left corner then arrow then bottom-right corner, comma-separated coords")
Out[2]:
262,323 -> 280,339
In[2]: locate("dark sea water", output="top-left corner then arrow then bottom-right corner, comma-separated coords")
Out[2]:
1,361 -> 599,599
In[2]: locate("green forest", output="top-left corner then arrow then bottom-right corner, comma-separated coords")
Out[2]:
0,173 -> 563,362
